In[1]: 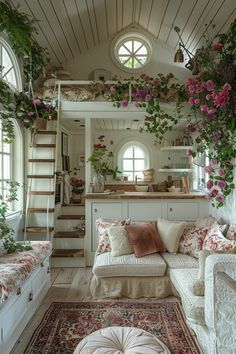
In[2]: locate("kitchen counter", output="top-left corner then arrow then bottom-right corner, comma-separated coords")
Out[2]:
85,191 -> 207,200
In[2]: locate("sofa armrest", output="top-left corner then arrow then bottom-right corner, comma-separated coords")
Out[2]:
205,254 -> 236,353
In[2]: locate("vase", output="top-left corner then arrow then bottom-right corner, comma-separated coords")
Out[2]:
72,192 -> 82,203
32,117 -> 47,130
93,174 -> 104,193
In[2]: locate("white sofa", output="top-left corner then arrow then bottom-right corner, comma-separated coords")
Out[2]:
91,240 -> 236,354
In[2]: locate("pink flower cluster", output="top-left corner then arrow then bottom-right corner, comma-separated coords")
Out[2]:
205,159 -> 227,203
185,76 -> 232,120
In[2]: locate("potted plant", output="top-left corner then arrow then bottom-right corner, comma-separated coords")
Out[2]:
70,177 -> 85,203
15,92 -> 57,130
87,135 -> 121,192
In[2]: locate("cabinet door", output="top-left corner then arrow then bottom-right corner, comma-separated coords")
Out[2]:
167,201 -> 198,220
92,202 -> 124,252
128,201 -> 162,220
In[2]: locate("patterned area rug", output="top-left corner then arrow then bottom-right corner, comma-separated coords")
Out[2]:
24,301 -> 201,353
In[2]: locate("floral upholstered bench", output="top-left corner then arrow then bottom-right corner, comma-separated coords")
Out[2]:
0,241 -> 52,354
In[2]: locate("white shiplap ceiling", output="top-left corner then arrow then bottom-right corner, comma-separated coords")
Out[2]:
10,0 -> 236,66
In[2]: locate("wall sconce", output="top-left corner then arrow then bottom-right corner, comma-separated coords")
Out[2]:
174,26 -> 195,71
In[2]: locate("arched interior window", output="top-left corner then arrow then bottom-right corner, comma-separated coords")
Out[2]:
118,142 -> 149,181
0,37 -> 22,210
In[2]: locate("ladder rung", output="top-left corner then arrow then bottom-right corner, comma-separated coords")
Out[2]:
29,191 -> 55,195
37,131 -> 57,135
27,208 -> 55,213
35,144 -> 56,148
27,175 -> 54,179
28,159 -> 55,163
24,227 -> 54,233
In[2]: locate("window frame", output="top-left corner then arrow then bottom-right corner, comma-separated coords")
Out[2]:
111,32 -> 152,73
118,141 -> 149,181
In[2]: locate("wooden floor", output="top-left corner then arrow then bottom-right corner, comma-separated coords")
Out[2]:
11,267 -> 94,354
11,267 -> 180,353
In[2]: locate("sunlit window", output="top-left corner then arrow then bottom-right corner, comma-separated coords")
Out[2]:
0,37 -> 22,209
118,142 -> 149,181
113,33 -> 152,71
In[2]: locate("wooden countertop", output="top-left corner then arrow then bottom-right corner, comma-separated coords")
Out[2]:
85,192 -> 207,200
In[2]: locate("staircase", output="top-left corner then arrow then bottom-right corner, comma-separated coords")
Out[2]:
52,203 -> 86,267
24,124 -> 57,241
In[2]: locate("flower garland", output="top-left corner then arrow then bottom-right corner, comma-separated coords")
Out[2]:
89,73 -> 186,144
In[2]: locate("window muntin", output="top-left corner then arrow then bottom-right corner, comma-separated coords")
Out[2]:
119,142 -> 149,181
117,39 -> 149,69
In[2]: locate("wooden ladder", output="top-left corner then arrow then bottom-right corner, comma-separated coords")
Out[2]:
24,128 -> 58,241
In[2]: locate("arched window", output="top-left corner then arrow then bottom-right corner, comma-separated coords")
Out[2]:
112,33 -> 152,72
118,142 -> 149,181
0,37 -> 22,209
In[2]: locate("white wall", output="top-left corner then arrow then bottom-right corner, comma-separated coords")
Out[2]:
66,27 -> 190,81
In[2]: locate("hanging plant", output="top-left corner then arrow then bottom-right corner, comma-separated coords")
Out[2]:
0,1 -> 48,81
89,73 -> 186,143
184,20 -> 236,208
0,181 -> 32,253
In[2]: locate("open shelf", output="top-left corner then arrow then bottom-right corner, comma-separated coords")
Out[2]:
160,146 -> 192,151
158,168 -> 192,173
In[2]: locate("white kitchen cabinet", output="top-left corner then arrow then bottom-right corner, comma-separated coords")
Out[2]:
128,201 -> 162,220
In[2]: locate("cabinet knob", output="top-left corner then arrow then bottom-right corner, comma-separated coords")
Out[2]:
94,208 -> 97,212
28,292 -> 33,302
169,207 -> 173,212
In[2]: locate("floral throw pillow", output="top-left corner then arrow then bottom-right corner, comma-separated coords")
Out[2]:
226,223 -> 236,241
178,227 -> 209,258
203,225 -> 236,252
95,218 -> 130,254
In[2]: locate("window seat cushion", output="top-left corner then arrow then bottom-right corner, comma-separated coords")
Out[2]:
0,241 -> 52,269
0,241 -> 52,304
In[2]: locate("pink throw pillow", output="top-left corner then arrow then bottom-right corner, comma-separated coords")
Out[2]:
125,223 -> 165,258
179,227 -> 209,258
203,225 -> 236,252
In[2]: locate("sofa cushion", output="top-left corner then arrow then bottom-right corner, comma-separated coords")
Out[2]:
161,252 -> 198,270
108,226 -> 134,257
95,219 -> 130,254
196,215 -> 216,228
178,227 -> 209,259
93,252 -> 166,277
170,268 -> 205,325
125,223 -> 165,257
203,224 -> 236,252
157,219 -> 186,253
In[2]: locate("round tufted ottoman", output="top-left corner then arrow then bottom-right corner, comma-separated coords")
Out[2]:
74,326 -> 170,354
